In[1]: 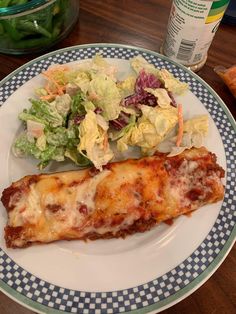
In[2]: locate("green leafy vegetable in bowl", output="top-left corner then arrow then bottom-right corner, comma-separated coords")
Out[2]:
0,0 -> 78,54
13,54 -> 209,170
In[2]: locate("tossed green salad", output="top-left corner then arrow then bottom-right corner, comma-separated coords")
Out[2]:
13,55 -> 209,170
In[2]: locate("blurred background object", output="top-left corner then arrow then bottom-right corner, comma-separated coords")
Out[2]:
214,64 -> 236,98
222,0 -> 236,25
0,0 -> 79,54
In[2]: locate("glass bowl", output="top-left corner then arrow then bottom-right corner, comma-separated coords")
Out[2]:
0,0 -> 79,55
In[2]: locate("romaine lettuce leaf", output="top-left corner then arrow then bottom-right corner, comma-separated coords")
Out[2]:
116,105 -> 178,153
55,94 -> 71,117
88,73 -> 122,120
78,110 -> 114,169
183,115 -> 209,135
13,133 -> 65,169
130,55 -> 160,76
144,88 -> 172,108
73,71 -> 91,94
46,127 -> 68,146
90,54 -> 117,81
140,105 -> 178,138
14,133 -> 41,159
36,134 -> 46,151
65,148 -> 91,167
28,98 -> 64,127
19,111 -> 48,126
71,91 -> 86,115
117,75 -> 136,97
157,69 -> 188,95
158,115 -> 209,157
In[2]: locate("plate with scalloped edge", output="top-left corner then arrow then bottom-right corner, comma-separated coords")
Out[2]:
0,43 -> 235,314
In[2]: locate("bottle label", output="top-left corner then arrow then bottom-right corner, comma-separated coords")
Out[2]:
163,0 -> 230,66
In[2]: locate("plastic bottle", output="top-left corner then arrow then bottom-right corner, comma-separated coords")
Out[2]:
161,0 -> 230,71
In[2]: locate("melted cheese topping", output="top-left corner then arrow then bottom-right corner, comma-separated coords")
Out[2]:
9,170 -> 111,229
44,170 -> 111,234
4,147 -> 225,248
167,159 -> 217,209
9,185 -> 42,226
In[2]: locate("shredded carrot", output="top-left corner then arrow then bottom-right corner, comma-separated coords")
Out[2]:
40,65 -> 69,100
103,134 -> 109,150
176,103 -> 183,147
39,84 -> 56,101
45,84 -> 52,94
43,72 -> 65,94
43,65 -> 69,79
40,95 -> 55,101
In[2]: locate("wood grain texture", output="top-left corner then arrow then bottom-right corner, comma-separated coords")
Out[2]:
0,0 -> 235,313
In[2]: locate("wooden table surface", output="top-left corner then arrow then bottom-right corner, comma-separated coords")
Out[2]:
0,1 -> 235,313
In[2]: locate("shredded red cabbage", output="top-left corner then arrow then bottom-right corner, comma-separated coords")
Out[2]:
123,69 -> 161,107
94,107 -> 103,114
109,111 -> 131,130
74,114 -> 85,125
123,70 -> 178,108
168,91 -> 177,107
135,69 -> 161,93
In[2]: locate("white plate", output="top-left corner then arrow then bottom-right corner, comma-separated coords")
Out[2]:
0,44 -> 235,314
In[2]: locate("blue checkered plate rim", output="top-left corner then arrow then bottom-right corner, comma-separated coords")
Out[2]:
0,44 -> 235,314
